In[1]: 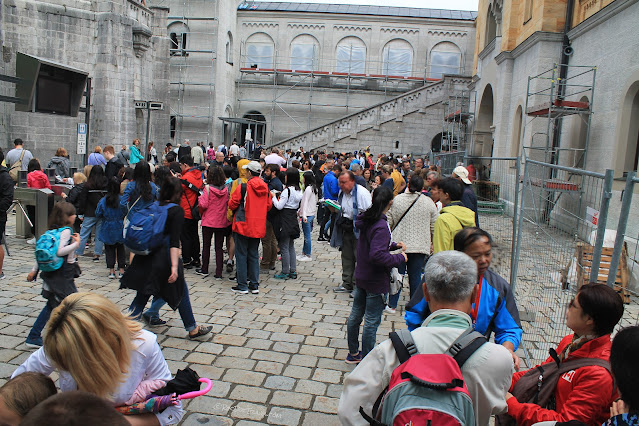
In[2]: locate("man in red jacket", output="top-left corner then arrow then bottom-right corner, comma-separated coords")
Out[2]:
179,156 -> 203,269
228,161 -> 272,295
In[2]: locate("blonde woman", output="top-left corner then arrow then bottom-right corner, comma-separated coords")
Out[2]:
12,293 -> 183,425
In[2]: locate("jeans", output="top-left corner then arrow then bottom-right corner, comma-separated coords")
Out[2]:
260,221 -> 278,268
27,302 -> 53,343
104,243 -> 126,269
388,253 -> 427,309
144,297 -> 167,321
279,235 -> 296,274
347,286 -> 385,357
341,228 -> 357,290
76,216 -> 103,256
129,281 -> 195,332
234,233 -> 260,291
302,216 -> 314,256
202,226 -> 226,276
180,218 -> 200,264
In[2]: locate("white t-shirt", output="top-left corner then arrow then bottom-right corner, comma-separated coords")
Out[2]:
229,144 -> 240,156
264,153 -> 286,167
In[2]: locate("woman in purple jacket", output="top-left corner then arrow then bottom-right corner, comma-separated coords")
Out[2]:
345,186 -> 407,364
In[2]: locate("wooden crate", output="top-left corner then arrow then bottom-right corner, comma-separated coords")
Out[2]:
575,243 -> 630,303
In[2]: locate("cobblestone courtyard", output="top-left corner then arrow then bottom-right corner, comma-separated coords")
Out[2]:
0,220 -> 412,425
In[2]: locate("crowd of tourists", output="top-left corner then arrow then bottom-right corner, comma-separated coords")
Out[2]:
0,136 -> 637,426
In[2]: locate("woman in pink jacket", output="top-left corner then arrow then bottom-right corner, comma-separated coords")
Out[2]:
197,165 -> 231,279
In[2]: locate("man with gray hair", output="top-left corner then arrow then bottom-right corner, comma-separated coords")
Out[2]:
338,251 -> 514,426
350,163 -> 367,188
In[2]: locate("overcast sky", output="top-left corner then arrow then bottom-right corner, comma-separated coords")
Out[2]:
256,0 -> 479,11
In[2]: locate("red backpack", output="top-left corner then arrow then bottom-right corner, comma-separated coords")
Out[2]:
360,328 -> 486,426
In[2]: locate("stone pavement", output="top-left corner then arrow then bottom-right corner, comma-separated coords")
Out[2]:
0,220 -> 412,425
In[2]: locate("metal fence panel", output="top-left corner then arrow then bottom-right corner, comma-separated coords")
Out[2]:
435,151 -> 466,176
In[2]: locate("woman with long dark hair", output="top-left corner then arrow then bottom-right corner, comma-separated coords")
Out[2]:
272,168 -> 303,279
120,160 -> 157,212
345,186 -> 407,363
298,171 -> 318,261
95,177 -> 126,279
76,165 -> 107,262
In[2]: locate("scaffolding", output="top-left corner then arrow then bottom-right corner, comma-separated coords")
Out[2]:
441,90 -> 476,153
523,64 -> 596,168
167,2 -> 217,145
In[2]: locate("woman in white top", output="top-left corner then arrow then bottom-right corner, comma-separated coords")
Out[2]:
271,168 -> 303,280
13,293 -> 183,426
298,171 -> 319,261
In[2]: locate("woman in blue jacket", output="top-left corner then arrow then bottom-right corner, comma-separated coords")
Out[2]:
345,186 -> 407,364
405,227 -> 523,369
95,177 -> 126,279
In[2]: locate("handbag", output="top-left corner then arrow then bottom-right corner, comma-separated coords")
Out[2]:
389,267 -> 405,295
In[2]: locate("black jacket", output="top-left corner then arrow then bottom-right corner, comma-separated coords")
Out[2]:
0,167 -> 14,222
105,157 -> 124,180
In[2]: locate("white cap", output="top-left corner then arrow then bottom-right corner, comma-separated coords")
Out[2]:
453,166 -> 471,184
243,161 -> 262,174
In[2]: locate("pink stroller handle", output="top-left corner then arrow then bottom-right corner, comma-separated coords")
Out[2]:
177,378 -> 212,400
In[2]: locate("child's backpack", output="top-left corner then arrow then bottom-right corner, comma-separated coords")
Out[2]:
360,327 -> 486,426
35,227 -> 72,272
123,201 -> 176,255
207,148 -> 216,162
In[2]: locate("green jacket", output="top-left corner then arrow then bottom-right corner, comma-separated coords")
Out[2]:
433,201 -> 476,253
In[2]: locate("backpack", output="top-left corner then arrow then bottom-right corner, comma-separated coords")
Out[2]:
123,200 -> 176,255
360,327 -> 487,426
9,149 -> 25,182
207,148 -> 215,162
495,349 -> 612,426
35,227 -> 72,272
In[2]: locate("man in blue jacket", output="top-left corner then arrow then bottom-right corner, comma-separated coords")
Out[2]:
319,164 -> 341,242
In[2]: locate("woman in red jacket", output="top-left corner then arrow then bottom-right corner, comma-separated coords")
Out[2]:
505,283 -> 624,426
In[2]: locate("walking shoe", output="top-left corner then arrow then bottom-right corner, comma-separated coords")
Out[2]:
183,260 -> 193,269
288,272 -> 298,279
142,313 -> 167,327
345,351 -> 363,364
191,260 -> 201,268
214,275 -> 223,280
298,255 -> 312,262
26,237 -> 36,245
249,284 -> 259,294
384,306 -> 396,314
231,286 -> 248,294
229,275 -> 236,281
226,260 -> 234,273
274,272 -> 289,280
317,236 -> 326,242
0,272 -> 5,280
333,285 -> 351,293
195,268 -> 209,277
25,338 -> 43,349
108,272 -> 116,279
188,325 -> 212,340
93,256 -> 100,262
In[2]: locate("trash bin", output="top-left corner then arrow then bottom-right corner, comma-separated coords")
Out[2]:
14,187 -> 53,239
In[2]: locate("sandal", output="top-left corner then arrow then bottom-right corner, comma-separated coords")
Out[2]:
188,325 -> 212,340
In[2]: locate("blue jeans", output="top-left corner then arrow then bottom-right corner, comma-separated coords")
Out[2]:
388,253 -> 427,309
234,233 -> 260,291
302,216 -> 314,256
76,216 -> 104,256
129,280 -> 196,332
347,286 -> 385,357
27,302 -> 53,343
143,297 -> 166,320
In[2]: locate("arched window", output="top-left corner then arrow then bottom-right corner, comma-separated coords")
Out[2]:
429,42 -> 462,79
336,36 -> 366,74
245,32 -> 275,69
290,34 -> 319,71
382,39 -> 413,77
622,90 -> 639,174
486,5 -> 497,43
168,21 -> 189,56
226,31 -> 233,64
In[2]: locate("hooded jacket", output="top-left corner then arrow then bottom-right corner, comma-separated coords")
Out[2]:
0,166 -> 14,221
354,213 -> 405,294
47,156 -> 70,178
432,201 -> 476,253
27,170 -> 51,190
506,334 -> 615,426
180,167 -> 203,220
229,176 -> 272,238
199,184 -> 231,229
227,159 -> 250,222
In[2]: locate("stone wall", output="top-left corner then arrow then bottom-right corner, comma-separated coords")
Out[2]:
0,0 -> 169,167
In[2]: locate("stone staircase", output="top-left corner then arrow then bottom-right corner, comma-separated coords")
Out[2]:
271,75 -> 472,154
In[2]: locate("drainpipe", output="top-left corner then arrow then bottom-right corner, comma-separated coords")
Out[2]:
550,0 -> 575,165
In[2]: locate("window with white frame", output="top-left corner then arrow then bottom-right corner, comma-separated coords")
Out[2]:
226,31 -> 233,64
245,32 -> 275,69
382,39 -> 414,77
429,42 -> 462,79
290,35 -> 319,71
336,37 -> 366,74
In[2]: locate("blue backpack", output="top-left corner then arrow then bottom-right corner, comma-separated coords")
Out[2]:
35,227 -> 72,272
123,201 -> 175,255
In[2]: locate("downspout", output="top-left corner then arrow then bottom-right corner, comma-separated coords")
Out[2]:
550,0 -> 575,165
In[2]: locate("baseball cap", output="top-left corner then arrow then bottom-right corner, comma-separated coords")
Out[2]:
243,161 -> 262,174
453,166 -> 471,184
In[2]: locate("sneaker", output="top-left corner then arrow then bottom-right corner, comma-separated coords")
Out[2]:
214,275 -> 223,280
229,275 -> 236,281
0,272 -> 5,280
93,256 -> 100,263
288,272 -> 298,279
296,255 -> 305,261
191,260 -> 201,268
274,272 -> 289,280
142,313 -> 167,327
195,268 -> 209,277
384,306 -> 396,314
231,286 -> 248,294
345,351 -> 363,364
183,260 -> 192,269
249,285 -> 259,294
25,338 -> 43,349
298,255 -> 312,262
108,272 -> 116,279
188,325 -> 212,340
317,236 -> 326,242
226,261 -> 234,273
26,237 -> 36,245
333,285 -> 351,293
